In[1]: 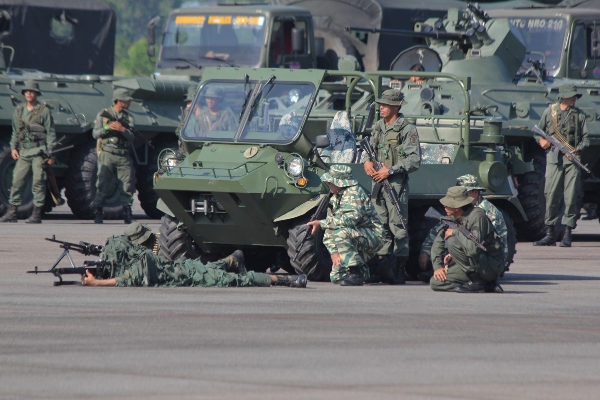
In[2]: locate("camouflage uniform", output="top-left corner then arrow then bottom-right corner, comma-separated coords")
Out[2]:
319,165 -> 384,284
6,81 -> 56,211
92,89 -> 136,221
534,85 -> 589,230
317,111 -> 356,164
100,235 -> 272,288
430,187 -> 505,292
185,86 -> 237,137
365,90 -> 421,261
421,175 -> 509,262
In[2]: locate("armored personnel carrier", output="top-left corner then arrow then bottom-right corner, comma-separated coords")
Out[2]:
153,66 -> 524,280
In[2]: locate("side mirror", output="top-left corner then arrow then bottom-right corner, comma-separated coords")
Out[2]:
315,135 -> 330,148
147,16 -> 160,45
291,28 -> 305,54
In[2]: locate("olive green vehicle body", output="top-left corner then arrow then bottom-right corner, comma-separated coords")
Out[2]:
154,66 -> 527,279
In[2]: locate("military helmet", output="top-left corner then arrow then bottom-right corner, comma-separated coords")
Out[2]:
21,80 -> 42,95
124,222 -> 153,245
375,89 -> 405,106
320,164 -> 358,188
558,84 -> 582,100
456,174 -> 486,191
203,86 -> 224,99
113,88 -> 133,103
439,186 -> 474,208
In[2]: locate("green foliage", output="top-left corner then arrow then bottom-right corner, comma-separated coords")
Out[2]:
103,0 -> 183,75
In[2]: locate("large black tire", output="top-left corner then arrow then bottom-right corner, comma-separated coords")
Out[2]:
515,148 -> 546,241
286,221 -> 331,282
407,205 -> 443,278
499,208 -> 517,271
158,214 -> 199,261
64,141 -> 123,220
135,140 -> 178,219
0,139 -> 34,219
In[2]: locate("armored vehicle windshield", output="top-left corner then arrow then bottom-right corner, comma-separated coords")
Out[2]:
182,79 -> 315,143
160,13 -> 267,68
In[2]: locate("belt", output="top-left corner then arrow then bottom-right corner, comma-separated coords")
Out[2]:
102,145 -> 128,155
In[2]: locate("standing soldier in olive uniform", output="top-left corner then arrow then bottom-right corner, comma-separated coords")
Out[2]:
175,85 -> 197,156
363,89 -> 421,284
92,88 -> 136,224
1,81 -> 55,223
533,84 -> 589,247
306,165 -> 386,286
430,186 -> 505,293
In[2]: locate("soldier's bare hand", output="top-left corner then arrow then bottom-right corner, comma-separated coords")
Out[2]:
444,228 -> 454,240
46,158 -> 55,165
11,149 -> 19,160
363,161 -> 376,176
306,220 -> 321,235
539,138 -> 551,150
371,169 -> 390,182
109,121 -> 126,133
418,253 -> 430,271
82,269 -> 97,286
330,252 -> 342,269
433,268 -> 447,281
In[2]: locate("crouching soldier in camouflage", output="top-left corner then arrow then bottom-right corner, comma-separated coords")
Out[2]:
419,174 -> 509,280
430,186 -> 505,293
306,165 -> 385,286
92,88 -> 136,224
82,229 -> 307,288
1,81 -> 55,223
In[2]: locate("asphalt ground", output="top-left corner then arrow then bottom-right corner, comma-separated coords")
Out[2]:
1,201 -> 599,399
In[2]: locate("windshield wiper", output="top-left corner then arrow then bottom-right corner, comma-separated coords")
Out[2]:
197,55 -> 235,67
166,57 -> 199,69
238,75 -> 276,135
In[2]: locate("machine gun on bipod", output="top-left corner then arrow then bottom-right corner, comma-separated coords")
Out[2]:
28,260 -> 113,286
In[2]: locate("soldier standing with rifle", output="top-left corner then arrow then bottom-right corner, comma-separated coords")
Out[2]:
1,81 -> 55,224
533,84 -> 589,247
92,88 -> 136,224
362,89 -> 421,284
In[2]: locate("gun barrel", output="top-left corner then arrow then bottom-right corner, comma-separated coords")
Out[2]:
346,26 -> 465,41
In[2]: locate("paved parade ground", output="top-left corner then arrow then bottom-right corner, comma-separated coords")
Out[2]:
1,202 -> 599,399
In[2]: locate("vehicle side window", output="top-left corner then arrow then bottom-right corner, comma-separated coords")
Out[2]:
569,23 -> 586,71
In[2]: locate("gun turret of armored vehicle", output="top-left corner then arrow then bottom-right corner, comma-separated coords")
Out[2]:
153,67 -> 523,281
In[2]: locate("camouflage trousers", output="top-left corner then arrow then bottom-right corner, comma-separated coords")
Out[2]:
94,151 -> 134,207
544,161 -> 581,228
430,236 -> 503,291
324,226 -> 384,284
8,152 -> 46,208
373,179 -> 409,259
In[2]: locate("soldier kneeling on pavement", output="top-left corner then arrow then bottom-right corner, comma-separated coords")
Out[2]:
430,186 -> 504,293
82,222 -> 307,288
306,165 -> 386,286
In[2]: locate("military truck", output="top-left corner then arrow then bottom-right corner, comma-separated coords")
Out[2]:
152,63 -> 525,281
0,2 -> 195,219
368,4 -> 600,241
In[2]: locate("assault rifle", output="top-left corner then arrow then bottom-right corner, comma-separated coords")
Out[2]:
99,110 -> 154,148
292,192 -> 333,262
360,137 -> 407,230
28,260 -> 113,286
531,125 -> 590,173
424,207 -> 487,251
37,137 -> 74,206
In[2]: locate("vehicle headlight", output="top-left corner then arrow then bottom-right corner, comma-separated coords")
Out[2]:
166,158 -> 179,167
287,157 -> 304,176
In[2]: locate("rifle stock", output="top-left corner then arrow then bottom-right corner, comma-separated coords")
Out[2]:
292,192 -> 333,263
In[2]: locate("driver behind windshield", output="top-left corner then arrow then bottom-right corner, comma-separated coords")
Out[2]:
190,87 -> 238,136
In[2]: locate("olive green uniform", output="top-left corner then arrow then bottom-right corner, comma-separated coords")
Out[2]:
186,106 -> 238,137
367,116 -> 421,259
8,103 -> 56,208
92,108 -> 135,208
536,104 -> 589,228
430,206 -> 505,291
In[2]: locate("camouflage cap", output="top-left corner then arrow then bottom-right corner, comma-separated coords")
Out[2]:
375,89 -> 405,106
185,85 -> 197,102
113,88 -> 133,102
456,174 -> 486,191
204,86 -> 224,99
439,186 -> 474,208
124,222 -> 152,245
558,84 -> 582,100
21,80 -> 41,95
320,164 -> 358,188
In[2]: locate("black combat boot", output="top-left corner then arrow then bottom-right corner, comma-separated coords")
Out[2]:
123,206 -> 133,224
453,272 -> 486,293
94,207 -> 103,224
273,274 -> 307,288
560,226 -> 572,248
0,205 -> 18,223
224,250 -> 247,276
25,206 -> 42,224
366,255 -> 396,284
484,280 -> 504,293
340,267 -> 364,286
393,259 -> 407,285
533,225 -> 556,246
